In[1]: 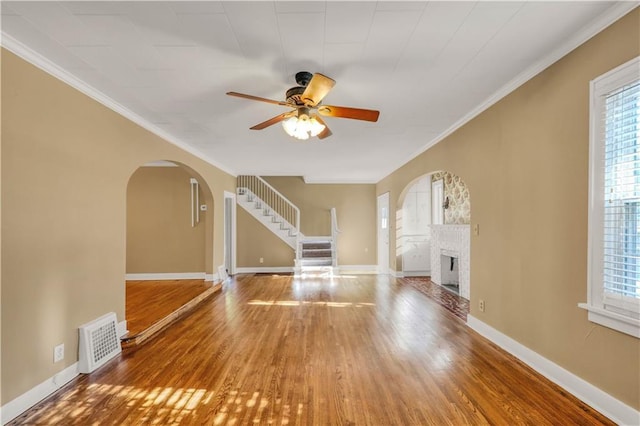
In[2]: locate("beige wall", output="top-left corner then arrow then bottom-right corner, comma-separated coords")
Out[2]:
237,207 -> 295,268
377,10 -> 640,409
1,49 -> 236,404
127,166 -> 206,273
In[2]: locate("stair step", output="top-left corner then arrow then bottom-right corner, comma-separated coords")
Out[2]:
299,258 -> 333,266
237,190 -> 300,250
301,243 -> 332,250
302,249 -> 332,258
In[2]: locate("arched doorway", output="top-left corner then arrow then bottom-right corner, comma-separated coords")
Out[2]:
397,171 -> 471,299
124,160 -> 216,337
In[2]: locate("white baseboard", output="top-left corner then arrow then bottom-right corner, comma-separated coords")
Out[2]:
117,320 -> 128,338
235,267 -> 294,274
337,265 -> 378,275
389,269 -> 404,277
1,362 -> 80,425
205,273 -> 217,282
401,271 -> 431,277
125,272 -> 206,281
467,315 -> 639,425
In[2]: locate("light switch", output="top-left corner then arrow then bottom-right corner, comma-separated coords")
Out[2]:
473,224 -> 480,236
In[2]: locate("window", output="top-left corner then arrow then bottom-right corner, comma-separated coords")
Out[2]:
581,56 -> 640,338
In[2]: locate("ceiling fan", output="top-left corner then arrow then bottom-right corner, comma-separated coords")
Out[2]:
227,71 -> 380,140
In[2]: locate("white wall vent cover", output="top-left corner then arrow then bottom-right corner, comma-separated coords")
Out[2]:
78,312 -> 122,374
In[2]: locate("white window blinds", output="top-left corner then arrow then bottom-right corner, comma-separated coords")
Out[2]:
583,57 -> 640,338
602,80 -> 640,314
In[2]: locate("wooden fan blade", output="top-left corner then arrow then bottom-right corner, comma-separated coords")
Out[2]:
301,73 -> 336,107
250,112 -> 293,130
314,116 -> 332,139
227,91 -> 291,107
317,105 -> 380,122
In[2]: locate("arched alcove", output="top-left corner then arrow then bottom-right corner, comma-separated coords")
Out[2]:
123,159 -> 217,336
396,171 -> 471,299
125,160 -> 215,278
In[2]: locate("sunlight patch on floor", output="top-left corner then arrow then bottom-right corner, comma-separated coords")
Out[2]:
247,300 -> 375,308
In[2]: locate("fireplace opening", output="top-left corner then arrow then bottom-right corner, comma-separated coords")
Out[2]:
440,253 -> 459,295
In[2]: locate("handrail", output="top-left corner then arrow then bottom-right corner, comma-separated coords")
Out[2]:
331,207 -> 340,267
237,176 -> 300,235
330,207 -> 340,236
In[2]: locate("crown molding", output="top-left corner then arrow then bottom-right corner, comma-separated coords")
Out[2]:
142,160 -> 180,167
0,33 -> 237,177
302,176 -> 378,184
377,2 -> 640,183
2,2 -> 636,185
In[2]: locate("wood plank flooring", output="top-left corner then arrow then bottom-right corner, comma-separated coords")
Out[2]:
125,279 -> 214,336
10,274 -> 613,425
399,276 -> 470,321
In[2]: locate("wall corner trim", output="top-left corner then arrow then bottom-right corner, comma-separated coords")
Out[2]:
466,315 -> 639,425
1,362 -> 80,425
117,320 -> 128,339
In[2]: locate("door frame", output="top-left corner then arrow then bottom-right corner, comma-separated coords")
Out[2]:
377,192 -> 390,274
223,191 -> 236,276
431,179 -> 444,225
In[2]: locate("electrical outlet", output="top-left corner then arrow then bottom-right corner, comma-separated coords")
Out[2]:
53,343 -> 64,363
259,257 -> 264,264
473,224 -> 480,236
479,300 -> 485,312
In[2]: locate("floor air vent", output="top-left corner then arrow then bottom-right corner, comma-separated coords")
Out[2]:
78,312 -> 122,373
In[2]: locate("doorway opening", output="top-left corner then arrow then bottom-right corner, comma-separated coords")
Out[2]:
124,160 -> 216,343
223,191 -> 236,278
377,192 -> 390,274
397,171 -> 471,300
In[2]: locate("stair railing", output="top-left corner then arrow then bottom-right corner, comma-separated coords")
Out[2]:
237,175 -> 300,237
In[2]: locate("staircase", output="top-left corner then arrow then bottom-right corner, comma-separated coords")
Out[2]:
237,176 -> 338,275
296,237 -> 335,276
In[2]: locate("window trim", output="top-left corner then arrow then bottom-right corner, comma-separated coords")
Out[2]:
580,56 -> 640,339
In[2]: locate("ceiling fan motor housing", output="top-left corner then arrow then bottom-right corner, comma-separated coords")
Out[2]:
285,86 -> 306,105
286,72 -> 314,105
295,71 -> 313,87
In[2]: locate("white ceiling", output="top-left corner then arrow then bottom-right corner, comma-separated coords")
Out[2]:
1,1 -> 634,182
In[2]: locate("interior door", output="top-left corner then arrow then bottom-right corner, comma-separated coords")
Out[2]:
377,192 -> 390,274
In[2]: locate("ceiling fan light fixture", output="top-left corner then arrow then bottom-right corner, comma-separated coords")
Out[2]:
281,113 -> 326,140
228,71 -> 379,139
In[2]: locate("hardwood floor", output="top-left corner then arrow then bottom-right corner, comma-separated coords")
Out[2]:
11,274 -> 612,425
398,276 -> 470,321
125,279 -> 214,336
